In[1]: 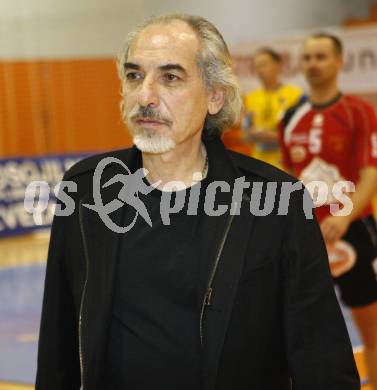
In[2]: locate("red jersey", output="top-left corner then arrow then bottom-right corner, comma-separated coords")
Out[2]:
280,94 -> 377,222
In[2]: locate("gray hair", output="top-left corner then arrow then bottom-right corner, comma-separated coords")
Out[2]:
117,13 -> 242,137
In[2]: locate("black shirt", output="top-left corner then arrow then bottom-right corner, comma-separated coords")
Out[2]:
104,172 -> 210,390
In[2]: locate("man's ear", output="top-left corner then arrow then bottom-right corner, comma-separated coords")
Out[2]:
208,87 -> 225,115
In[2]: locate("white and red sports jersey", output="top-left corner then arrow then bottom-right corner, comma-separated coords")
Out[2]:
279,94 -> 377,222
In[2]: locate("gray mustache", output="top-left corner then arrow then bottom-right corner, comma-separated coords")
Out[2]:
130,106 -> 172,124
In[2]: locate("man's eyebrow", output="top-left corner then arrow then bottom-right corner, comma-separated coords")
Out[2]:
123,62 -> 141,70
159,64 -> 187,74
123,62 -> 187,74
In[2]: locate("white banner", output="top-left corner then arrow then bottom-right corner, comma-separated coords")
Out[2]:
231,26 -> 377,94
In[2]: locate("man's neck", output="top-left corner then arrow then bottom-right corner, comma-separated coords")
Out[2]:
263,79 -> 281,92
310,81 -> 340,106
141,133 -> 206,190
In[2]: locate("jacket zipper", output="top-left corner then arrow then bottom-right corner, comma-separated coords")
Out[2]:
199,212 -> 235,347
79,202 -> 90,390
77,202 -> 236,378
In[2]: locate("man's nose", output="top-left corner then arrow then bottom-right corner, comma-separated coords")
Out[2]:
306,57 -> 317,66
137,77 -> 160,108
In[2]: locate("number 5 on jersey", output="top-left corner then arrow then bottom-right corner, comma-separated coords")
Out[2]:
309,128 -> 323,154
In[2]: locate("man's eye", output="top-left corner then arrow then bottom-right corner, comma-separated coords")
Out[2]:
125,72 -> 142,81
164,73 -> 180,82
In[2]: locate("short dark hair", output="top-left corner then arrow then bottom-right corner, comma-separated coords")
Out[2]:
255,47 -> 282,64
309,33 -> 343,56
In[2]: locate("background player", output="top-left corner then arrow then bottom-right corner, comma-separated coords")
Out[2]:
279,33 -> 377,389
243,47 -> 302,167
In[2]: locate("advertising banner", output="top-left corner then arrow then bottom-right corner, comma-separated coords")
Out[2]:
0,154 -> 88,237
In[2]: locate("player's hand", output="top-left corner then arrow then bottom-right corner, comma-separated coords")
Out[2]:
320,215 -> 352,244
249,129 -> 278,143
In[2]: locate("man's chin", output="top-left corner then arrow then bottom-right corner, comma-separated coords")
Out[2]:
306,76 -> 324,85
133,135 -> 176,154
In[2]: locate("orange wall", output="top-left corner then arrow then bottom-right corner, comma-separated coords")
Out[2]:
0,59 -> 132,158
1,58 -> 377,159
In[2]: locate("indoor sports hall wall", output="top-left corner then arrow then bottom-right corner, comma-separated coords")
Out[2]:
0,59 -> 132,158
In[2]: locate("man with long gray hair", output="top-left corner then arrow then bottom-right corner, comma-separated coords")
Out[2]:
36,14 -> 358,390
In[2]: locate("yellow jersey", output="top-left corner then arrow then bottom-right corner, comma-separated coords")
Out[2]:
244,84 -> 303,131
244,84 -> 303,168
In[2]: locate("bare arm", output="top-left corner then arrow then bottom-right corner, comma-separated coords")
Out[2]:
321,166 -> 377,243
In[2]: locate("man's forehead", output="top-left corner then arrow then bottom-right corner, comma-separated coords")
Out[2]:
303,38 -> 334,52
129,21 -> 199,57
255,53 -> 274,63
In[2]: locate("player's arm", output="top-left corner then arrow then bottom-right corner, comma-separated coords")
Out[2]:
249,128 -> 279,143
240,93 -> 255,142
278,116 -> 294,175
346,166 -> 377,221
321,101 -> 377,244
242,91 -> 278,143
321,166 -> 377,243
240,108 -> 254,143
251,86 -> 304,144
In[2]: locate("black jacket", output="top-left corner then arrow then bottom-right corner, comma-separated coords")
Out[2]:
36,135 -> 359,390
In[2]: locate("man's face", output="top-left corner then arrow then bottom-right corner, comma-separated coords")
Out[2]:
254,53 -> 281,86
122,21 -> 217,154
301,38 -> 342,88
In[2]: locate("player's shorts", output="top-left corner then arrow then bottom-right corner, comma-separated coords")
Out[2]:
334,215 -> 377,308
